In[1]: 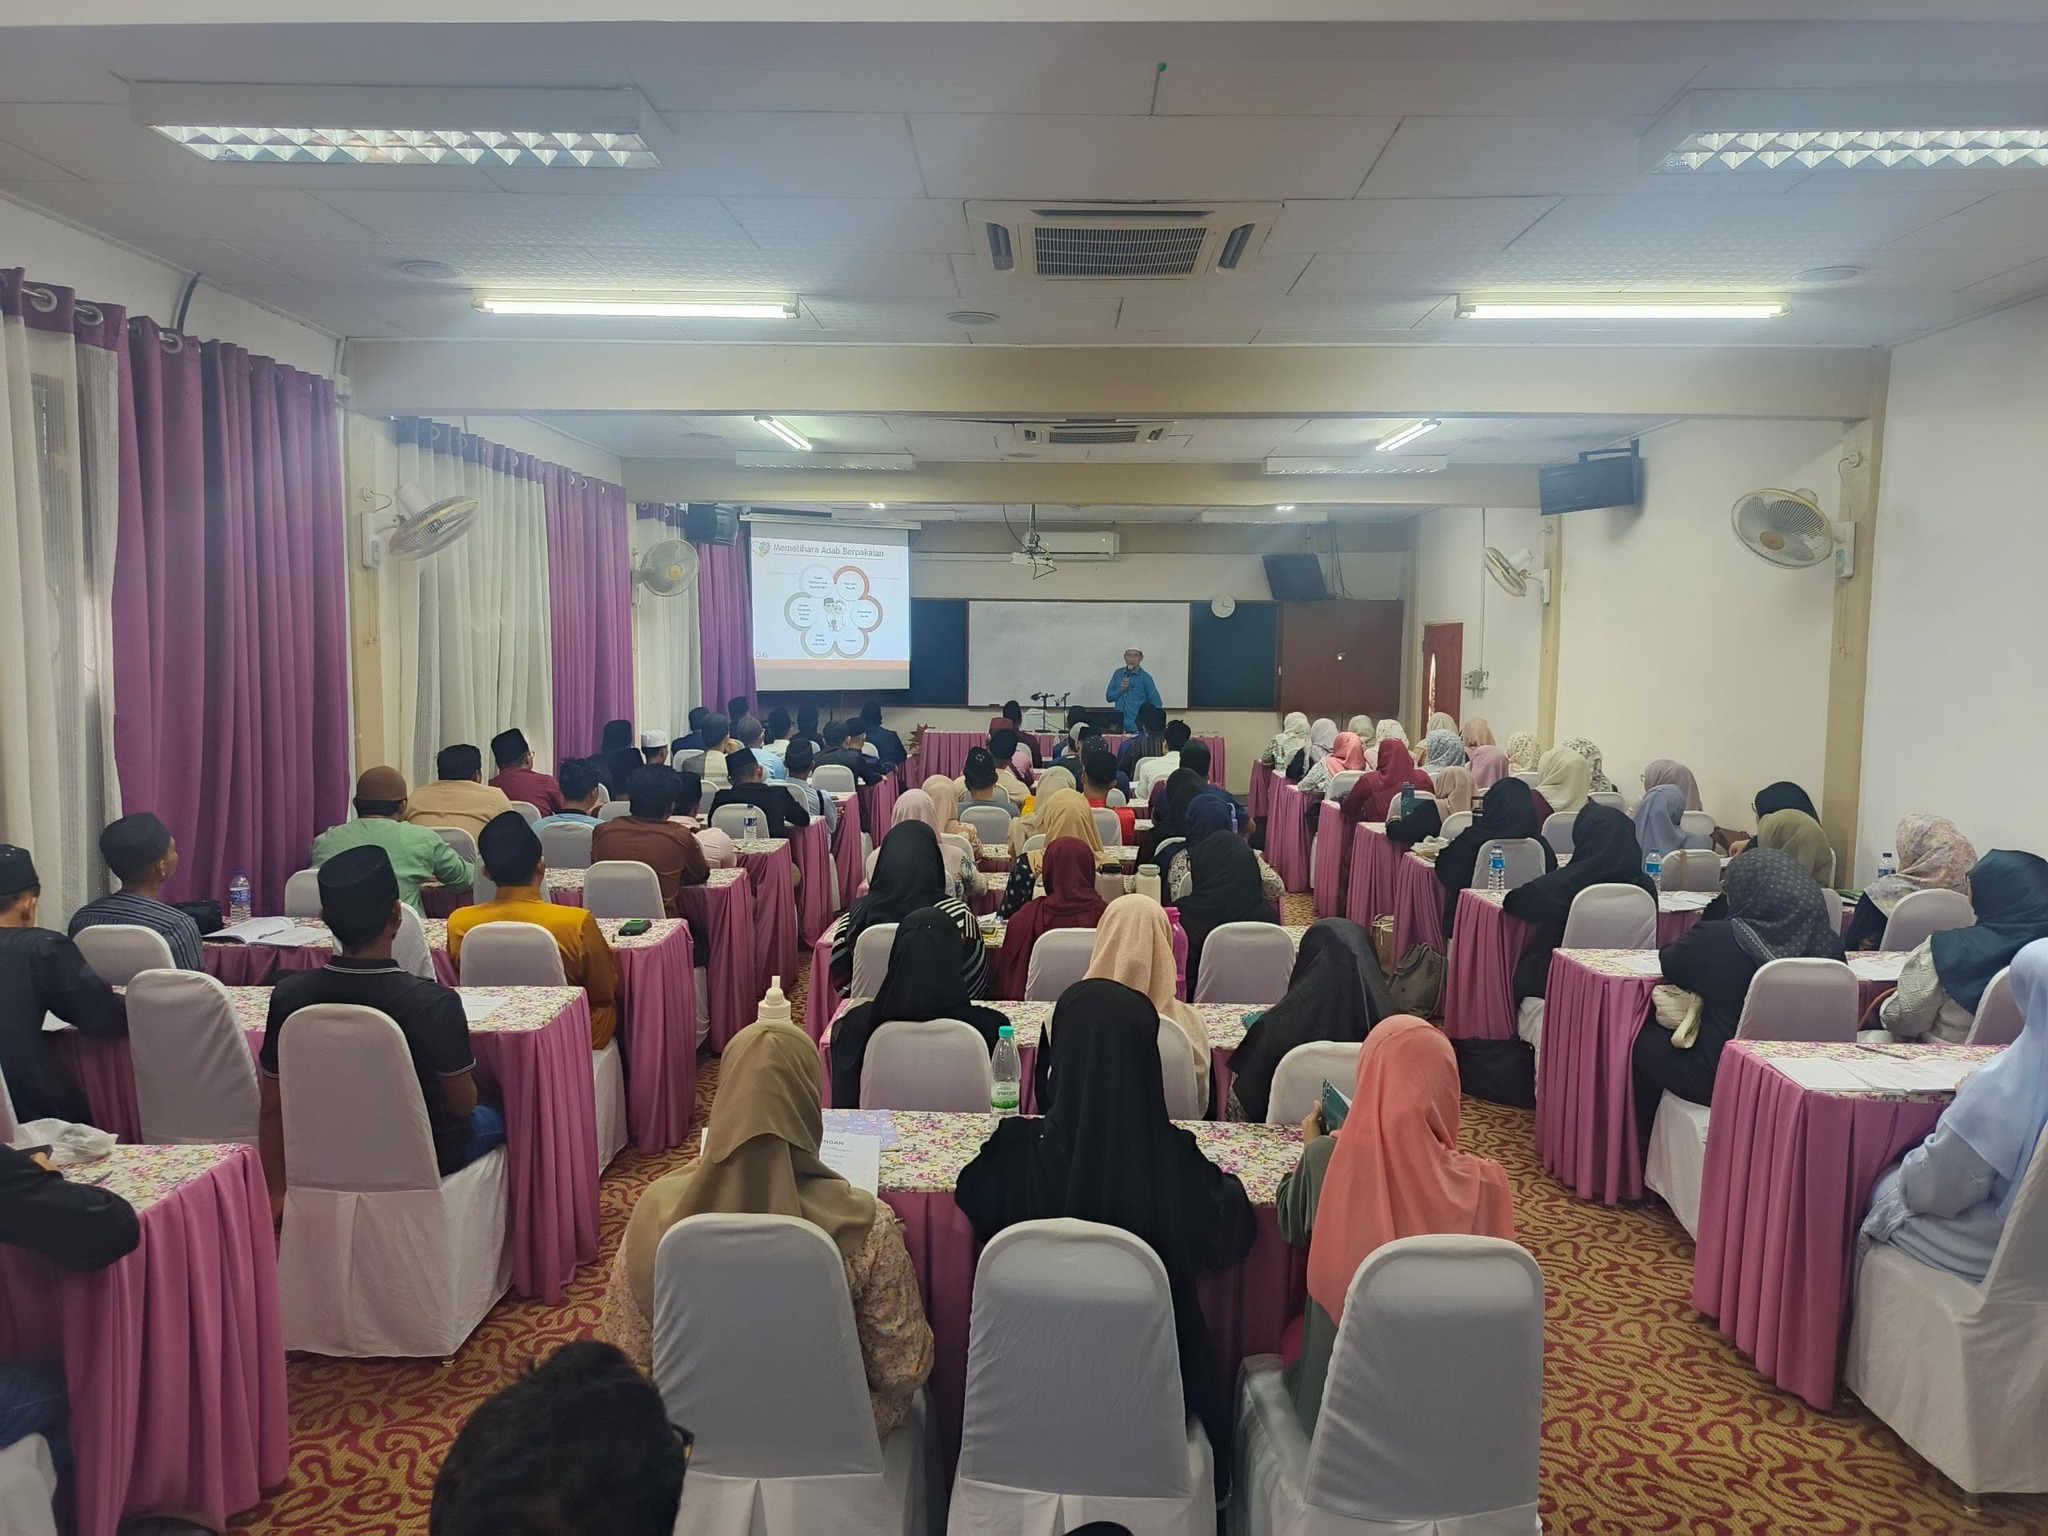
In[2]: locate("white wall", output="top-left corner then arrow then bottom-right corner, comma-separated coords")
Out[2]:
1861,294 -> 2048,874
1553,418 -> 1849,832
1410,504 -> 1545,744
1,193 -> 336,374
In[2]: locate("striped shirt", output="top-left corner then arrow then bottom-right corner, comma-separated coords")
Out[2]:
67,891 -> 205,971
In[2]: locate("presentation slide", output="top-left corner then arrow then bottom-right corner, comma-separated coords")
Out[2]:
747,522 -> 912,691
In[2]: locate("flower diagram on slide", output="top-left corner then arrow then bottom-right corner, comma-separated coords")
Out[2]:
776,555 -> 885,659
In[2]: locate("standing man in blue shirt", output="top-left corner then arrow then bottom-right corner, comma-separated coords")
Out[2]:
1106,648 -> 1163,733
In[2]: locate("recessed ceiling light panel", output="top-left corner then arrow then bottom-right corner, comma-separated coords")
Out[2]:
476,297 -> 797,319
1458,296 -> 1788,321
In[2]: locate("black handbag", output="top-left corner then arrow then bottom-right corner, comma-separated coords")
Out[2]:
174,899 -> 226,936
1452,1038 -> 1537,1109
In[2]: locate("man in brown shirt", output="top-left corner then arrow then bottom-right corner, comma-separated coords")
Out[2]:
404,744 -> 518,839
590,766 -> 710,918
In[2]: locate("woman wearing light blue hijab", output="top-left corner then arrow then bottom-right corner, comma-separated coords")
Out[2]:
1420,728 -> 1468,769
1861,936 -> 2048,1282
1632,783 -> 1709,860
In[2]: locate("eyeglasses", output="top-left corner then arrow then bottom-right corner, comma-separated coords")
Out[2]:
671,1422 -> 695,1464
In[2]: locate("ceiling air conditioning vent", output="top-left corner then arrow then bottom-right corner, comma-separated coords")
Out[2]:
968,201 -> 1278,284
1010,420 -> 1176,450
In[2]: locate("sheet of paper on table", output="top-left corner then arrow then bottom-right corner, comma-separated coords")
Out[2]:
247,923 -> 333,948
1660,890 -> 1716,911
1853,952 -> 1909,982
821,1109 -> 903,1150
817,1131 -> 883,1194
1596,950 -> 1667,976
215,916 -> 297,942
1769,1057 -> 1876,1093
1845,1052 -> 1980,1093
459,992 -> 509,1023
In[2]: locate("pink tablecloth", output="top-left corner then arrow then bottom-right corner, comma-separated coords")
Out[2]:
1249,761 -> 1279,820
857,774 -> 900,838
830,791 -> 865,914
1692,1040 -> 1995,1410
1311,800 -> 1352,920
599,922 -> 700,1153
0,1143 -> 287,1536
1345,823 -> 1397,929
790,818 -> 835,946
201,939 -> 329,986
1264,784 -> 1313,892
918,733 -> 1228,791
737,840 -> 800,1001
1442,889 -> 1536,1043
1391,852 -> 1447,958
550,867 -> 757,1052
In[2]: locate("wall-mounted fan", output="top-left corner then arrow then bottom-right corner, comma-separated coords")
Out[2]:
1731,488 -> 1855,578
635,537 -> 699,598
1483,545 -> 1551,604
361,480 -> 479,568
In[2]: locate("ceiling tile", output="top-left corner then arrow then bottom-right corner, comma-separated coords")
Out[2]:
0,139 -> 74,182
124,238 -> 300,290
1118,294 -> 1444,332
1958,255 -> 2048,299
804,294 -> 1119,333
1361,115 -> 1789,199
302,189 -> 750,247
592,249 -> 959,297
225,240 -> 622,288
1266,197 -> 1558,254
1,181 -> 387,242
1887,192 -> 2048,250
908,114 -> 1399,201
721,197 -> 972,253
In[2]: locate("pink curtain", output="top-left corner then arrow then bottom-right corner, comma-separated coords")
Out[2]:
113,322 -> 351,914
696,537 -> 755,715
542,464 -> 633,761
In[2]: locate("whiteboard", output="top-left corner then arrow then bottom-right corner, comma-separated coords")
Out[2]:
967,601 -> 1191,711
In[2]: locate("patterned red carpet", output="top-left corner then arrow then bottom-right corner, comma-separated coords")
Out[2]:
228,907 -> 2048,1535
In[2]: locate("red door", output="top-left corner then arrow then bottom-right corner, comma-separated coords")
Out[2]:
1419,623 -> 1463,735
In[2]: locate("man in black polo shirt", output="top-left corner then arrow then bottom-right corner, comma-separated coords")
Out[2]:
816,719 -> 889,785
707,749 -> 811,840
0,846 -> 127,1124
256,847 -> 504,1207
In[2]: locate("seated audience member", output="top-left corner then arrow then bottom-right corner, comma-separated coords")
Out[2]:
992,838 -> 1107,1000
731,717 -> 786,781
1430,764 -> 1475,820
1421,727 -> 1469,771
1532,745 -> 1593,818
1880,849 -> 2048,1044
1116,704 -> 1169,781
1634,783 -> 1711,861
671,707 -> 711,753
1371,717 -> 1407,747
535,759 -> 605,828
996,700 -> 1044,768
1505,730 -> 1542,776
1461,717 -> 1497,753
429,1340 -> 690,1536
832,909 -> 1012,1103
889,789 -> 981,899
832,821 -> 986,997
859,701 -> 907,768
725,695 -> 750,728
709,749 -> 811,840
1177,829 -> 1282,995
600,1019 -> 935,1435
0,844 -> 126,1126
1561,736 -> 1616,795
601,719 -> 636,755
1299,729 -> 1367,801
1755,803 -> 1834,886
960,746 -> 1018,814
1133,719 -> 1192,800
639,731 -> 670,767
67,811 -> 203,968
761,707 -> 794,758
956,980 -> 1256,1486
314,766 -> 475,914
692,713 -> 734,784
1468,743 -> 1510,789
1502,803 -> 1653,1003
1262,713 -> 1313,774
1228,918 -> 1392,1123
794,703 -> 826,752
488,729 -> 563,815
1177,738 -> 1244,828
404,744 -> 518,839
1632,847 -> 1843,1135
259,847 -> 503,1201
1846,814 -> 1977,951
998,789 -> 1120,916
781,739 -> 838,833
1862,936 -> 2048,1284
590,767 -> 711,918
1146,768 -> 1207,883
1165,794 -> 1284,907
1726,780 -> 1819,857
1342,735 -> 1431,824
1425,710 -> 1458,738
1080,894 -> 1208,1096
605,745 -> 650,796
448,814 -> 619,1050
1433,777 -> 1555,937
1278,1017 -> 1514,1432
1009,764 -> 1075,839
990,726 -> 1037,790
916,774 -> 975,847
1640,758 -> 1703,813
1080,747 -> 1136,844
1284,718 -> 1336,784
817,720 -> 889,786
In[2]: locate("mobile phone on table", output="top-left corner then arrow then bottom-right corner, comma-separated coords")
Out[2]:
1319,1080 -> 1352,1133
617,918 -> 653,936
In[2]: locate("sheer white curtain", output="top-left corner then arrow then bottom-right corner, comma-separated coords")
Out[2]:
631,506 -> 699,741
367,418 -> 554,786
0,278 -> 121,923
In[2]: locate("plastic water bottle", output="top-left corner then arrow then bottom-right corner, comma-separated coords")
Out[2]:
1400,783 -> 1416,822
228,870 -> 252,925
991,1025 -> 1022,1116
741,808 -> 765,842
1878,850 -> 1898,880
1487,844 -> 1507,893
1645,849 -> 1663,884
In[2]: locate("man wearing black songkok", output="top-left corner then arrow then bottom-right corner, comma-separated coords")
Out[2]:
0,846 -> 127,1123
67,812 -> 205,969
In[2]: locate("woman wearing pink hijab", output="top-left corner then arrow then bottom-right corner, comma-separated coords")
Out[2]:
1276,1017 -> 1515,1430
888,788 -> 984,899
1298,730 -> 1367,799
1468,744 -> 1510,789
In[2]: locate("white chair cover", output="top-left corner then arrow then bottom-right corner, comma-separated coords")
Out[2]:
595,783 -> 611,804
583,860 -> 665,919
860,1019 -> 995,1111
1657,849 -> 1721,893
1561,884 -> 1656,950
1643,1093 -> 1713,1238
1821,886 -> 1843,936
1157,1022 -> 1205,1122
1880,888 -> 1976,952
1024,928 -> 1098,1003
126,969 -> 260,1146
1966,967 -> 2023,1047
275,1004 -> 510,1357
654,1214 -> 930,1535
710,803 -> 769,840
539,821 -> 594,870
431,826 -> 481,864
1511,772 -> 1540,788
1091,807 -> 1125,848
1539,813 -> 1576,857
70,924 -> 175,987
458,922 -> 568,986
851,923 -> 899,999
0,1435 -> 57,1536
813,764 -> 859,795
951,1219 -> 1211,1535
1327,772 -> 1364,805
962,804 -> 1014,845
1107,789 -> 1127,809
1266,1042 -> 1364,1128
594,1039 -> 627,1167
1194,923 -> 1296,1005
1021,835 -> 1047,856
284,867 -> 323,919
1586,791 -> 1625,811
1679,810 -> 1716,841
1440,811 -> 1474,841
674,751 -> 708,779
392,903 -> 438,981
598,801 -> 636,822
510,800 -> 542,825
1493,839 -> 1547,891
1845,1125 -> 2048,1495
1734,957 -> 1859,1041
1232,1235 -> 1544,1536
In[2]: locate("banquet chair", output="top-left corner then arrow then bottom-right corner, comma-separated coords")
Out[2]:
71,923 -> 176,987
458,923 -> 568,987
1680,810 -> 1717,842
0,1435 -> 57,1536
392,904 -> 438,982
1844,1124 -> 2048,1500
1091,807 -> 1125,847
1512,772 -> 1541,788
988,787 -> 1014,811
940,833 -> 975,867
1495,838 -> 1548,891
952,1219 -> 1212,1535
597,800 -> 635,822
1022,835 -> 1047,856
1024,928 -> 1098,1003
674,751 -> 708,778
1561,884 -> 1657,950
961,805 -> 1013,846
539,821 -> 594,871
710,804 -> 770,841
1822,886 -> 1844,935
1540,813 -> 1577,857
1966,967 -> 2023,1047
126,969 -> 260,1146
1266,1041 -> 1364,1128
284,868 -> 323,919
510,800 -> 542,826
1232,1236 -> 1544,1536
813,764 -> 859,795
276,1005 -> 511,1357
851,924 -> 899,999
582,860 -> 664,919
1327,772 -> 1364,805
1156,1024 -> 1206,1121
859,1019 -> 994,1111
1106,789 -> 1127,808
1658,849 -> 1722,892
1195,924 -> 1298,1005
1588,791 -> 1626,810
1441,810 -> 1475,840
653,1214 -> 933,1536
430,826 -> 480,865
1881,888 -> 1976,952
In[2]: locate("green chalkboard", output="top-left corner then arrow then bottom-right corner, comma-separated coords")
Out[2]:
1189,601 -> 1277,709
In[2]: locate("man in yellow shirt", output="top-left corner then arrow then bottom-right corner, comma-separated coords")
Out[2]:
446,812 -> 619,1050
405,744 -> 518,840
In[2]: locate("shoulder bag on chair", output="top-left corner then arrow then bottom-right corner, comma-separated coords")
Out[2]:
1388,944 -> 1447,1017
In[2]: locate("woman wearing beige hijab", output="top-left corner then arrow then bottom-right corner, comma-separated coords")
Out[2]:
1085,893 -> 1209,1085
1460,717 -> 1496,752
1533,745 -> 1592,817
921,772 -> 976,844
998,787 -> 1122,914
1007,764 -> 1078,853
599,1021 -> 934,1434
1431,764 -> 1476,817
1505,730 -> 1542,774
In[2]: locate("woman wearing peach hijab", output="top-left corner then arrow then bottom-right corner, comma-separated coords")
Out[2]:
920,772 -> 975,844
1431,764 -> 1476,817
889,788 -> 984,898
1461,716 -> 1497,752
1468,744 -> 1510,790
1276,1017 -> 1515,1431
1081,894 -> 1209,1089
1299,730 -> 1367,800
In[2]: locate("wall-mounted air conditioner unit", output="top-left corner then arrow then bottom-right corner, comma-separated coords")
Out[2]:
1019,531 -> 1121,561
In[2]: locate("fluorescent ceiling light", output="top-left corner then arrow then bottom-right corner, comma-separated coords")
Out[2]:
1662,128 -> 2048,172
1458,298 -> 1788,321
477,297 -> 796,319
1274,504 -> 1297,512
1263,455 -> 1447,476
1644,89 -> 2048,173
154,125 -> 659,168
735,451 -> 917,472
754,416 -> 814,452
868,502 -> 888,509
1375,419 -> 1441,453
